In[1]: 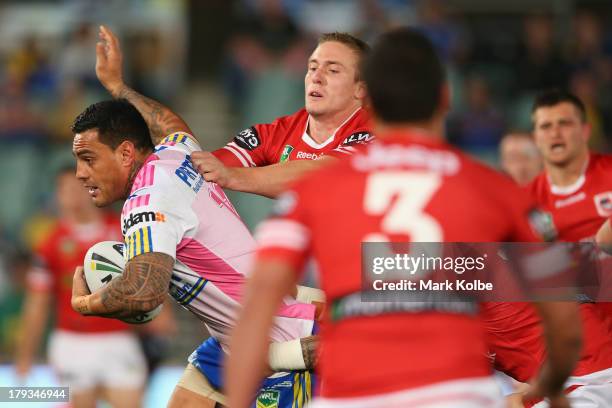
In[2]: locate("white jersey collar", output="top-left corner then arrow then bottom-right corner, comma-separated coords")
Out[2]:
302,107 -> 361,149
548,156 -> 589,196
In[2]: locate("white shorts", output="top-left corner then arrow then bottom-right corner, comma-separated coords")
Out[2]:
533,368 -> 612,408
48,329 -> 147,392
310,377 -> 504,408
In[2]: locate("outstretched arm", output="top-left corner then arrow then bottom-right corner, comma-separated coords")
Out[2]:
96,25 -> 193,145
71,252 -> 174,319
523,301 -> 581,408
192,153 -> 336,198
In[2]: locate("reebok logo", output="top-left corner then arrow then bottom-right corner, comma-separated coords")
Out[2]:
123,211 -> 166,234
295,151 -> 321,160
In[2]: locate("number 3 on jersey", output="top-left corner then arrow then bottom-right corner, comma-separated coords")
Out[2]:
363,172 -> 443,242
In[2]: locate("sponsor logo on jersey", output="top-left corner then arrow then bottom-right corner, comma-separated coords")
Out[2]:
342,131 -> 372,146
594,192 -> 612,217
256,390 -> 279,408
279,145 -> 294,162
175,155 -> 204,192
554,192 -> 586,208
528,208 -> 557,242
234,127 -> 261,151
295,151 -> 321,160
123,211 -> 166,234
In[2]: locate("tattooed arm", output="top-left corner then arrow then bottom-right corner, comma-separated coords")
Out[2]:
71,252 -> 174,319
300,335 -> 319,369
95,25 -> 193,145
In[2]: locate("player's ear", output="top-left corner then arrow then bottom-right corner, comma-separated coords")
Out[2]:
116,140 -> 136,168
581,121 -> 592,143
355,79 -> 367,101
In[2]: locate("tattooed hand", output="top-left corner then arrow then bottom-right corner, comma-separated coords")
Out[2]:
71,266 -> 92,315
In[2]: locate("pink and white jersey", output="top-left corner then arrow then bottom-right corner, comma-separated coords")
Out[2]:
121,132 -> 315,346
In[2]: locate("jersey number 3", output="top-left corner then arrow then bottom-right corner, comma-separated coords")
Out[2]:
363,172 -> 443,242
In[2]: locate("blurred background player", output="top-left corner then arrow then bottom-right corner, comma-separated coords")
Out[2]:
227,28 -> 581,408
94,26 -> 372,200
499,132 -> 542,185
14,166 -> 147,408
528,89 -> 612,331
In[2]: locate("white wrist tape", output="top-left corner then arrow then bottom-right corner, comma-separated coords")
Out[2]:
296,285 -> 325,304
268,338 -> 306,371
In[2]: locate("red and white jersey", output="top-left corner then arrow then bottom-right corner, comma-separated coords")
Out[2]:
255,132 -> 544,398
524,152 -> 612,383
212,107 -> 372,167
26,214 -> 129,333
528,153 -> 612,241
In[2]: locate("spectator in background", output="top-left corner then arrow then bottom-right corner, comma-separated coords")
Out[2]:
569,69 -> 611,151
499,132 -> 542,185
448,75 -> 505,156
515,13 -> 569,93
416,0 -> 466,63
223,0 -> 308,123
14,167 -> 147,408
57,24 -> 98,90
568,10 -> 610,73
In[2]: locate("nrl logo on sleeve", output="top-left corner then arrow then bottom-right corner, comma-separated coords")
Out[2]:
342,131 -> 373,146
528,209 -> 557,242
256,390 -> 280,408
234,126 -> 261,151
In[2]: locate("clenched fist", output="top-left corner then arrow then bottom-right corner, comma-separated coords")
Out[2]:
192,151 -> 235,188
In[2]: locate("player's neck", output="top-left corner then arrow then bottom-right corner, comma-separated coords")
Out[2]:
308,104 -> 361,144
374,118 -> 445,141
546,150 -> 590,188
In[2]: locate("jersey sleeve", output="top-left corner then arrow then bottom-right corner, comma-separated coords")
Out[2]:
25,239 -> 55,292
254,186 -> 312,276
508,186 -> 555,243
122,170 -> 193,262
155,132 -> 201,156
212,123 -> 274,167
322,129 -> 374,159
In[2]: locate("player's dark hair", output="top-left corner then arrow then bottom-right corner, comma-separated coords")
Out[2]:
318,32 -> 370,79
362,28 -> 444,123
532,89 -> 587,123
71,99 -> 154,151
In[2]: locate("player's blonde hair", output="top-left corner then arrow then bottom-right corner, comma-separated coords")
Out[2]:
318,32 -> 370,80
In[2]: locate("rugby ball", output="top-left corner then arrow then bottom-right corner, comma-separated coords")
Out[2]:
83,241 -> 162,324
